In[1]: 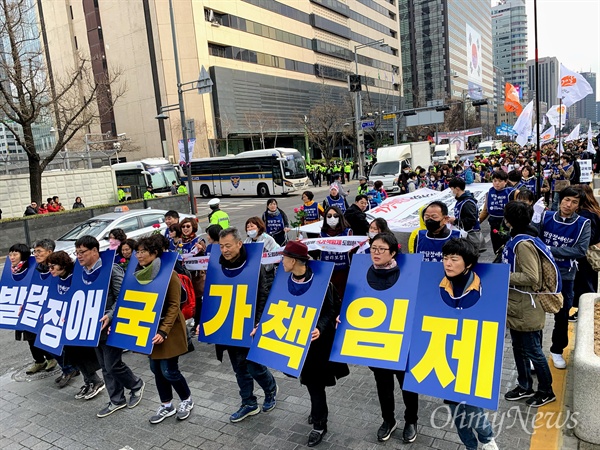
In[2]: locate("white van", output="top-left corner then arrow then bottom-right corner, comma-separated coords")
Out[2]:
432,143 -> 458,164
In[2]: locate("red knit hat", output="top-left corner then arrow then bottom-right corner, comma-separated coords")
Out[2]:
282,240 -> 309,261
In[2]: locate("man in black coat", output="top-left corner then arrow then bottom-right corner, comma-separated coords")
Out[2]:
344,195 -> 370,236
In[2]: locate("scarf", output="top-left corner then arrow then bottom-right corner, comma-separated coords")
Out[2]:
267,209 -> 281,217
134,258 -> 161,285
11,261 -> 25,274
373,258 -> 398,270
219,245 -> 248,270
182,233 -> 197,243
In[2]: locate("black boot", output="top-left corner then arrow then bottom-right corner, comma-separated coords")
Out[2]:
307,423 -> 327,447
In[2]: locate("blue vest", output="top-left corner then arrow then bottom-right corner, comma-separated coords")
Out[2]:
487,187 -> 513,218
326,195 -> 346,213
416,229 -> 462,262
265,212 -> 285,235
501,234 -> 561,292
454,197 -> 481,231
180,236 -> 199,256
541,211 -> 589,268
320,228 -> 352,270
303,202 -> 320,222
522,177 -> 537,195
366,189 -> 380,209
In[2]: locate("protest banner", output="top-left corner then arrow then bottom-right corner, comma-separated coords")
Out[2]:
404,262 -> 509,410
106,251 -> 177,354
579,159 -> 593,183
198,242 -> 264,347
247,260 -> 335,377
330,253 -> 423,370
0,256 -> 36,329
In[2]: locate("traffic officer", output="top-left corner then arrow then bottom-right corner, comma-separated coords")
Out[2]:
357,176 -> 369,196
177,183 -> 188,194
143,186 -> 156,200
208,198 -> 230,228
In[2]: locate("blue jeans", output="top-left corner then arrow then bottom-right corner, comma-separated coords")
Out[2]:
228,347 -> 276,407
149,356 -> 191,403
551,278 -> 574,355
509,329 -> 553,395
447,403 -> 494,450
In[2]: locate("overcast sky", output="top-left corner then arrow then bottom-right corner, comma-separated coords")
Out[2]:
523,0 -> 600,101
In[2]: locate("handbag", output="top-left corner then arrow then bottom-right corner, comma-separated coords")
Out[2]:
586,244 -> 600,271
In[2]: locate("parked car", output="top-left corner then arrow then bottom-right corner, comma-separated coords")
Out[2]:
54,208 -> 194,258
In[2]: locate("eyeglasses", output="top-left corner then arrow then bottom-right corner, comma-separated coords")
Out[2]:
370,247 -> 390,254
326,214 -> 340,219
75,249 -> 90,256
33,249 -> 46,255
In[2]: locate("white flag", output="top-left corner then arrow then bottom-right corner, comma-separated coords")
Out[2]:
514,101 -> 534,147
545,104 -> 567,129
540,126 -> 556,144
564,124 -> 580,142
588,122 -> 597,154
557,64 -> 593,107
558,140 -> 565,154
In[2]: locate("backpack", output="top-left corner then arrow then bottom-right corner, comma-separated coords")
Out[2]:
464,167 -> 474,185
528,245 -> 563,314
174,260 -> 196,320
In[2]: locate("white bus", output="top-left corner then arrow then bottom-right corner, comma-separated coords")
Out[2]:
111,158 -> 181,199
188,148 -> 308,197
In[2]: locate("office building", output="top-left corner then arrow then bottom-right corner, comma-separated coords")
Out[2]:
575,72 -> 596,123
491,0 -> 528,98
527,56 -> 559,107
399,0 -> 494,111
40,0 -> 402,161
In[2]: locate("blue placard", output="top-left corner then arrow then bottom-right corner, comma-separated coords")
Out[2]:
199,243 -> 264,347
18,264 -> 53,333
106,251 -> 178,354
329,253 -> 423,371
247,260 -> 335,377
0,256 -> 36,330
61,250 -> 114,346
33,274 -> 70,355
404,262 -> 509,411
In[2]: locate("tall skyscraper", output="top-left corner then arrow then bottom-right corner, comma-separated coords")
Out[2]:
491,0 -> 528,98
40,0 -> 401,160
576,72 -> 597,123
527,56 -> 559,107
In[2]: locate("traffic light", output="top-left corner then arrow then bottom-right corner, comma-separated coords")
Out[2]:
472,99 -> 488,107
348,74 -> 362,92
403,110 -> 417,116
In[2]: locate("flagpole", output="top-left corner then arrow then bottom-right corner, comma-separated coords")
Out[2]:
534,0 -> 542,198
558,99 -> 563,157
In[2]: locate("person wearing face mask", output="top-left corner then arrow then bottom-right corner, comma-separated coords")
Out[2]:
448,178 -> 482,252
109,228 -> 127,262
244,217 -> 279,284
367,218 -> 391,247
427,173 -> 442,191
413,201 -> 461,262
318,206 -> 353,298
550,154 -> 574,211
479,170 -> 513,254
323,185 -> 348,213
365,181 -> 382,209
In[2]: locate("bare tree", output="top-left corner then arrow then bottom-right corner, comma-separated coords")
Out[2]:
216,114 -> 233,155
0,0 -> 123,203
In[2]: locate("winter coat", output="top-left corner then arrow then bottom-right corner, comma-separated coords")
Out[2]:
506,238 -> 546,332
344,204 -> 369,236
151,272 -> 188,360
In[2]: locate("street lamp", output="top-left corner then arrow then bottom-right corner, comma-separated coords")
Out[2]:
354,39 -> 388,177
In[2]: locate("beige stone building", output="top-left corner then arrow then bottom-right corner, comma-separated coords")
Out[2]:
39,0 -> 402,162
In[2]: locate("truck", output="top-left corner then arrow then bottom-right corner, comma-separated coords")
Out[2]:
477,140 -> 503,154
431,143 -> 458,164
368,142 -> 432,194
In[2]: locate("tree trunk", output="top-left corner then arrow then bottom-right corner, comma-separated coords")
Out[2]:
28,154 -> 43,204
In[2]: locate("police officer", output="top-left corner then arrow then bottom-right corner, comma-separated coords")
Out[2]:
208,198 -> 230,229
357,176 -> 369,196
177,182 -> 188,194
143,186 -> 156,200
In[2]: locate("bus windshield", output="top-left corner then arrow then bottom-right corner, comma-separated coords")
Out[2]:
281,153 -> 306,179
145,164 -> 180,190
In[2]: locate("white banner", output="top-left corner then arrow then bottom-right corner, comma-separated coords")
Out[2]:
579,159 -> 593,183
299,186 -> 492,234
178,138 -> 196,163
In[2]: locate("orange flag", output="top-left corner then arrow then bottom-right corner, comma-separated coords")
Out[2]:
504,82 -> 523,116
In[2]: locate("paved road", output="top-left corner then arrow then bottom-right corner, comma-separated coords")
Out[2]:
0,181 -> 595,450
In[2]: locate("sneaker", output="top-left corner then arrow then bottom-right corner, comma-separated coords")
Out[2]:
550,352 -> 567,369
149,404 -> 176,424
26,361 -> 47,375
504,386 -> 535,401
568,311 -> 578,322
177,398 -> 194,421
45,359 -> 58,371
57,370 -> 80,388
377,420 -> 397,442
402,422 -> 417,443
97,402 -> 126,418
84,382 -> 105,400
307,427 -> 327,447
263,384 -> 278,412
75,384 -> 92,400
128,380 -> 145,408
229,404 -> 260,423
526,392 -> 556,407
55,374 -> 64,383
482,439 -> 499,450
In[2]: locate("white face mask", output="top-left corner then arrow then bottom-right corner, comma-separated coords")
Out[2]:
327,217 -> 339,228
368,231 -> 378,238
247,229 -> 258,239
